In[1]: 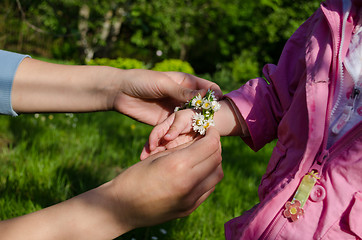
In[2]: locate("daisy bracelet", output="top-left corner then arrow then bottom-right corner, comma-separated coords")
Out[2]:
174,90 -> 221,135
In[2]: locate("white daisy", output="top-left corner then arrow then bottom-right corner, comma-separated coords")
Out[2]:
192,113 -> 205,134
191,94 -> 203,109
211,101 -> 221,112
192,112 -> 204,126
202,100 -> 212,110
203,118 -> 215,129
200,118 -> 214,135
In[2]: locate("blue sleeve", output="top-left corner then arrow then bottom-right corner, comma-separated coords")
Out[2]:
0,50 -> 31,116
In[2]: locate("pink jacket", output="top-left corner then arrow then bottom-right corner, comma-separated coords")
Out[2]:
225,0 -> 362,239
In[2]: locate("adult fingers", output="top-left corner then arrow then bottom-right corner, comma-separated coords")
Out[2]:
162,72 -> 223,102
179,187 -> 216,218
176,127 -> 221,168
189,142 -> 222,186
179,164 -> 222,218
190,164 -> 223,200
179,164 -> 223,217
180,73 -> 223,100
192,77 -> 223,100
157,74 -> 201,103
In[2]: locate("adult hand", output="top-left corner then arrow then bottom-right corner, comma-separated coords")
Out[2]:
0,127 -> 223,240
110,127 -> 223,231
113,69 -> 222,125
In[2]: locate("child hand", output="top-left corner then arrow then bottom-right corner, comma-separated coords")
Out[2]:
140,109 -> 198,160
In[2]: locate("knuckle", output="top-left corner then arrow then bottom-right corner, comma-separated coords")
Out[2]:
175,179 -> 192,195
172,159 -> 188,174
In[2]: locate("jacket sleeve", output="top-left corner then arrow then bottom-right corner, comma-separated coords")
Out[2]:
0,50 -> 30,116
225,16 -> 312,152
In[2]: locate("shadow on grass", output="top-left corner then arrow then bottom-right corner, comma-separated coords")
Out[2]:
0,163 -> 106,211
9,115 -> 47,146
56,164 -> 107,196
221,136 -> 273,178
0,176 -> 63,210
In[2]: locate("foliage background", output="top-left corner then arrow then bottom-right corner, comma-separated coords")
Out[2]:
0,0 -> 321,239
1,0 -> 321,91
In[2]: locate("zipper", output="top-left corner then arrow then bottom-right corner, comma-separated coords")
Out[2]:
330,0 -> 353,119
260,208 -> 284,240
319,0 -> 352,167
311,122 -> 362,176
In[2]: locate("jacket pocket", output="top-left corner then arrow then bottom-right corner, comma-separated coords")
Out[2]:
320,192 -> 362,240
264,141 -> 287,178
349,192 -> 362,238
259,141 -> 287,199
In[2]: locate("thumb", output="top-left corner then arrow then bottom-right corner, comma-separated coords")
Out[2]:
173,86 -> 207,103
181,88 -> 208,102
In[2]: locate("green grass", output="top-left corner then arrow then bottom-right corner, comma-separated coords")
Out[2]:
0,112 -> 273,239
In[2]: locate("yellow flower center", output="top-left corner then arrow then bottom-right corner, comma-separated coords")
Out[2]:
196,100 -> 202,106
289,207 -> 297,215
203,122 -> 210,129
196,120 -> 202,125
204,103 -> 209,108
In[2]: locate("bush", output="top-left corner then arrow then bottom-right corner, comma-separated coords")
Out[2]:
229,50 -> 260,85
152,59 -> 195,75
204,51 -> 262,93
87,57 -> 146,69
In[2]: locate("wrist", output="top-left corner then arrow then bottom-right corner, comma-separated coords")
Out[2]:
88,180 -> 134,237
96,66 -> 126,112
105,68 -> 147,113
214,99 -> 243,136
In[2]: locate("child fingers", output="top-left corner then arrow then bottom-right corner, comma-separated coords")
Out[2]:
164,110 -> 194,141
149,114 -> 176,151
140,144 -> 167,160
164,133 -> 197,150
140,141 -> 151,160
148,135 -> 195,158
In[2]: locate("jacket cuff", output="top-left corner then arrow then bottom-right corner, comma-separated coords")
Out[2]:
0,50 -> 31,116
225,78 -> 278,151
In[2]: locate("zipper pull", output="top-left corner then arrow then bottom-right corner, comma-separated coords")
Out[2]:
351,87 -> 360,111
331,87 -> 360,135
283,170 -> 320,222
331,105 -> 353,134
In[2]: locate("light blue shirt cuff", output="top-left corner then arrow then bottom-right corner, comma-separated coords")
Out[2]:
0,50 -> 31,116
